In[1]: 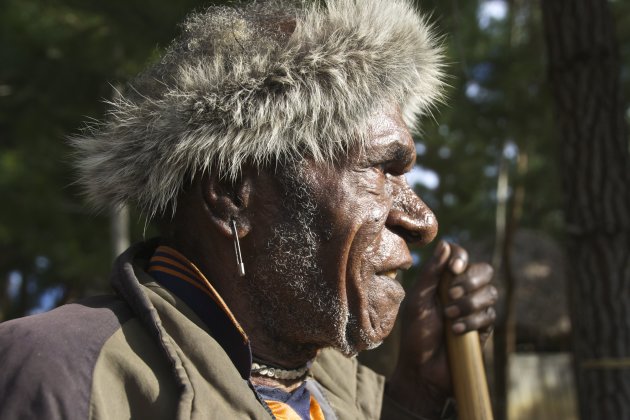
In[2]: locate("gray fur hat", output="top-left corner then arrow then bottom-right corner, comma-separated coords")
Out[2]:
72,0 -> 444,217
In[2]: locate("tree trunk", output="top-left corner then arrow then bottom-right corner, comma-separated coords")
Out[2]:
491,150 -> 510,420
492,150 -> 527,420
541,1 -> 630,418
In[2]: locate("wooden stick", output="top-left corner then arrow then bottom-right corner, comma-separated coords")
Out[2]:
441,281 -> 494,420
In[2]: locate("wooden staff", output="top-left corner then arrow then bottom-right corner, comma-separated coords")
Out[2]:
440,279 -> 494,420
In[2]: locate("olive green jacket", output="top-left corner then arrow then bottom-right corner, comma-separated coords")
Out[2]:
0,241 -> 422,419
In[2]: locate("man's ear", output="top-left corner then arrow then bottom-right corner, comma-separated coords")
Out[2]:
200,169 -> 253,239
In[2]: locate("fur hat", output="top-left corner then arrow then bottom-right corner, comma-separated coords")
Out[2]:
71,0 -> 444,217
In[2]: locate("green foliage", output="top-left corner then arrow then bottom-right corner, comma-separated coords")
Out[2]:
400,0 -> 563,277
0,0 -> 226,318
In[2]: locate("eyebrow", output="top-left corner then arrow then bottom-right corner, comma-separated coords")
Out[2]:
378,140 -> 416,167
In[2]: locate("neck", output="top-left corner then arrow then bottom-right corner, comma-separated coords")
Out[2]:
245,319 -> 320,368
250,374 -> 306,392
249,347 -> 316,392
165,234 -> 321,371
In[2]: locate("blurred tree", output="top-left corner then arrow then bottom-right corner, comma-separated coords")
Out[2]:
365,1 -> 628,418
0,0 -> 221,320
541,0 -> 630,418
410,3 -> 562,418
362,4 -> 563,409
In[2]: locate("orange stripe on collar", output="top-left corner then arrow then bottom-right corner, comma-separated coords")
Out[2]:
149,245 -> 249,342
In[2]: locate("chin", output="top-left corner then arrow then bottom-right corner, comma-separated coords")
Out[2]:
365,280 -> 405,341
330,273 -> 405,356
333,307 -> 399,356
363,339 -> 384,351
333,338 -> 384,358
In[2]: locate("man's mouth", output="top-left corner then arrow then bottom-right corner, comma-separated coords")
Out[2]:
381,269 -> 398,280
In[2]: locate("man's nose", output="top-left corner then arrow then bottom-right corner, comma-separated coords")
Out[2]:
386,180 -> 438,246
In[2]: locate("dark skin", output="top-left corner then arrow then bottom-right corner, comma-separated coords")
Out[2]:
168,106 -> 497,417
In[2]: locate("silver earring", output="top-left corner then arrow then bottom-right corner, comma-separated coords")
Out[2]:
229,219 -> 246,276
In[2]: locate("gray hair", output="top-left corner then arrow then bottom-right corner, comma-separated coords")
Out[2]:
71,0 -> 444,217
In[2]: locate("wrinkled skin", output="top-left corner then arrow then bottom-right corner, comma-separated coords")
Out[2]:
171,105 -> 497,416
279,113 -> 439,353
263,107 -> 498,415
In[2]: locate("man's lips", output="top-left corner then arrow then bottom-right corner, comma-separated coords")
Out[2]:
381,269 -> 399,280
378,257 -> 413,279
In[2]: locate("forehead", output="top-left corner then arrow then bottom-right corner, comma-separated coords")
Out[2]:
359,107 -> 416,164
288,107 -> 415,183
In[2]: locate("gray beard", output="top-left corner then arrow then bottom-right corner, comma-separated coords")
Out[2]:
244,165 -> 361,356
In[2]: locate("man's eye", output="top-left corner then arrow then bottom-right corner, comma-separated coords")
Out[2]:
371,164 -> 391,178
375,162 -> 404,177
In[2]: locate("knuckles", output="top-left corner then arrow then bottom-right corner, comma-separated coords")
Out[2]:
447,271 -> 498,321
450,262 -> 494,292
465,263 -> 494,283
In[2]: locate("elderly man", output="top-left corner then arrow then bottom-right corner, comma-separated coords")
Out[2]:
0,1 -> 497,419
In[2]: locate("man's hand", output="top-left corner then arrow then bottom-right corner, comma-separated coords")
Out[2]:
387,240 -> 497,418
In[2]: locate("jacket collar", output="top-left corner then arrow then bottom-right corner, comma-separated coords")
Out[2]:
110,240 -> 252,380
147,244 -> 252,379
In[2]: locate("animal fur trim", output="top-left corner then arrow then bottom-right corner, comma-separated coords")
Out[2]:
71,0 -> 445,217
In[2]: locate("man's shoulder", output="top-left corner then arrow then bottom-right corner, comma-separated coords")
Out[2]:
0,295 -> 136,420
0,294 -> 134,355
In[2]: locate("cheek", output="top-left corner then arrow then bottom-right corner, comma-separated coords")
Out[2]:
338,187 -> 391,275
358,204 -> 399,277
353,207 -> 405,337
363,205 -> 388,248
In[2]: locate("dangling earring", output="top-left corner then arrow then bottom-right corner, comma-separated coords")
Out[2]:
230,219 -> 246,276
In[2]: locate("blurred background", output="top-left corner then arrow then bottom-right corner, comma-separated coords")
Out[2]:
1,0 -> 629,419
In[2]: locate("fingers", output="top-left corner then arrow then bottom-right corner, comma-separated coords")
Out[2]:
451,306 -> 497,334
426,240 -> 451,272
414,241 -> 496,336
447,263 -> 493,300
443,263 -> 497,334
446,242 -> 468,275
413,240 -> 451,292
417,240 -> 466,288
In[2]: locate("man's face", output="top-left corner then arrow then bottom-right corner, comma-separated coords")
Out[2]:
245,106 -> 438,355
